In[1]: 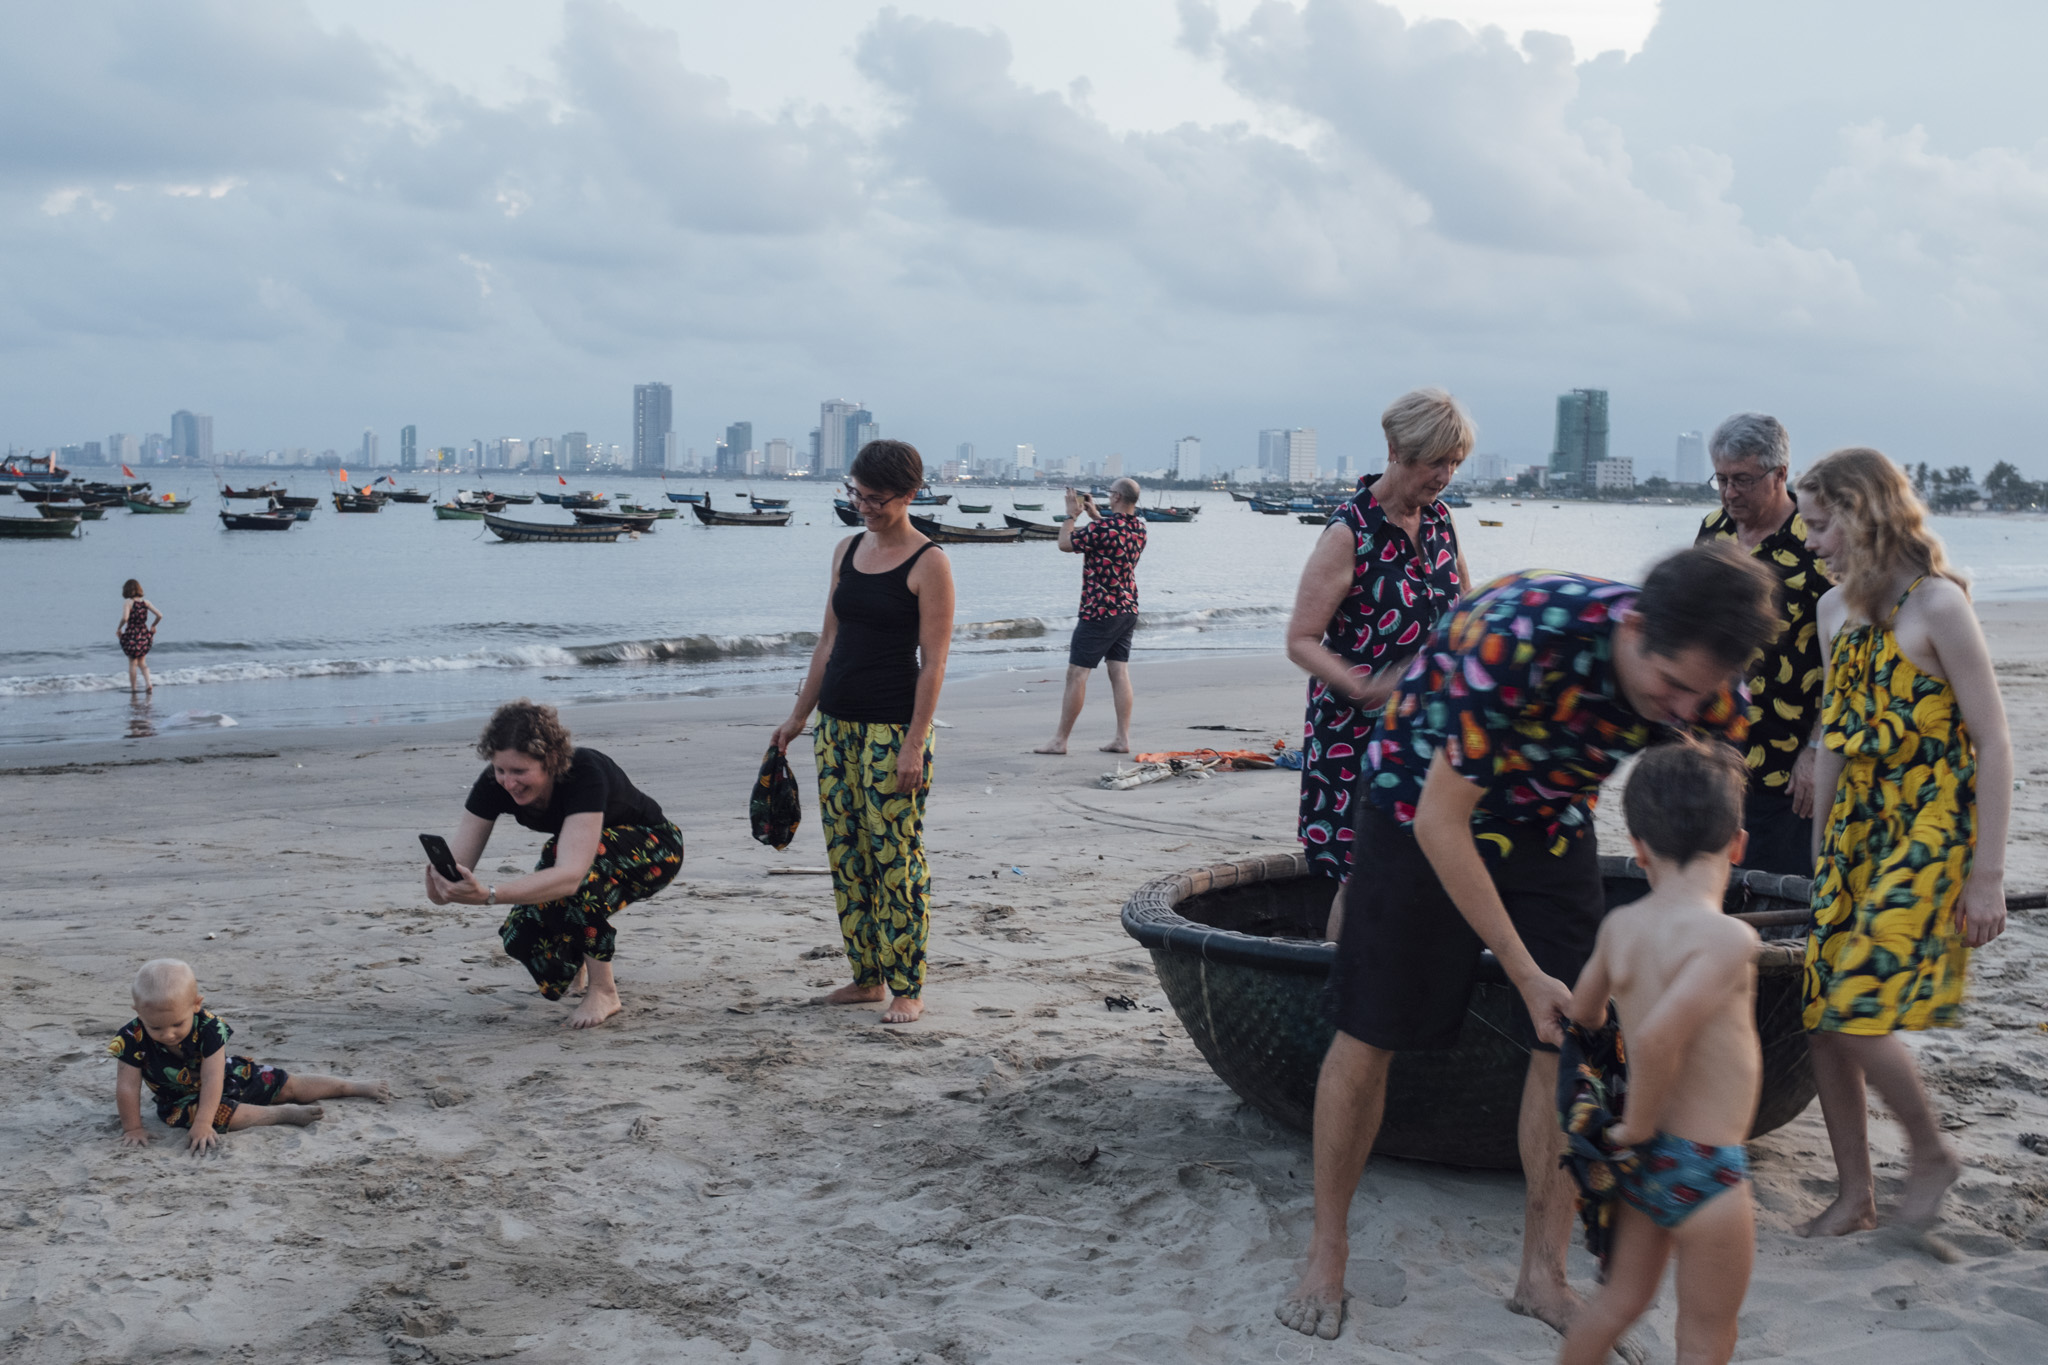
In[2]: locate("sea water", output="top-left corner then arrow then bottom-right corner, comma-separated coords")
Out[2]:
4,478 -> 2043,746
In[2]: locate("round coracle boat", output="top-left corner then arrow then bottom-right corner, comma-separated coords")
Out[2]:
1121,851 -> 1815,1171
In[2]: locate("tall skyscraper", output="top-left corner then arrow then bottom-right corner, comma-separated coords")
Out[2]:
359,430 -> 379,467
109,433 -> 136,467
851,415 -> 878,459
1174,436 -> 1201,479
1548,389 -> 1610,487
764,438 -> 793,474
1258,428 -> 1288,474
562,432 -> 590,471
400,425 -> 417,471
818,400 -> 860,475
1286,429 -> 1318,483
633,383 -> 673,473
1675,430 -> 1706,484
170,410 -> 212,463
1014,443 -> 1036,472
956,442 -> 975,466
725,422 -> 753,464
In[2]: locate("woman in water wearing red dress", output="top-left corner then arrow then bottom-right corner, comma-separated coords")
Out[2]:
117,578 -> 164,694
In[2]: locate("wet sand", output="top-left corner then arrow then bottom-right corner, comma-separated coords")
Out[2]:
5,626 -> 2048,1362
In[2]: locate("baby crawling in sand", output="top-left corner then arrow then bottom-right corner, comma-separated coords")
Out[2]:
110,959 -> 388,1153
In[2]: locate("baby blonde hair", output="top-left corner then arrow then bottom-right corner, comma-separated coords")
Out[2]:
1794,447 -> 1968,621
133,958 -> 198,1008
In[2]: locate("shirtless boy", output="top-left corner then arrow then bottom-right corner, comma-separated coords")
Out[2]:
1557,742 -> 1762,1365
110,959 -> 388,1154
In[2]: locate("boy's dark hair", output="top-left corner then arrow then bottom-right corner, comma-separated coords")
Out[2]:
476,699 -> 575,778
1634,543 -> 1781,668
1624,740 -> 1748,866
848,440 -> 923,496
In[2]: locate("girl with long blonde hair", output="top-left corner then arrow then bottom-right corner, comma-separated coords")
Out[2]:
1793,447 -> 2011,1237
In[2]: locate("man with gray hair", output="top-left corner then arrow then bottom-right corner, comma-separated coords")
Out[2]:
1694,412 -> 1833,875
1035,477 -> 1147,754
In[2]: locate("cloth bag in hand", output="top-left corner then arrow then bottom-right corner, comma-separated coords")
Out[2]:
750,745 -> 802,851
1557,1017 -> 1637,1270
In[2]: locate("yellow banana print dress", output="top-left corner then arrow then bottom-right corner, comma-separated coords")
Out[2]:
1802,579 -> 1975,1034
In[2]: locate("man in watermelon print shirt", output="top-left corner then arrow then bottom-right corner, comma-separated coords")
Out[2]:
1278,545 -> 1781,1345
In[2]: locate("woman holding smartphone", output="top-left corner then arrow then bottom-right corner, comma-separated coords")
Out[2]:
771,440 -> 955,1024
426,699 -> 684,1028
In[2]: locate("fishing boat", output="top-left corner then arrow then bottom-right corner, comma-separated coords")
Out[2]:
0,458 -> 68,485
834,505 -> 863,526
0,512 -> 81,538
560,492 -> 609,509
1123,853 -> 1820,1169
537,491 -> 566,505
220,509 -> 295,531
15,484 -> 80,504
384,488 -> 432,504
956,502 -> 993,514
221,482 -> 284,500
331,492 -> 382,513
1441,491 -> 1471,508
128,495 -> 192,513
1012,501 -> 1044,511
664,490 -> 708,504
691,503 -> 792,527
1001,514 -> 1061,540
619,503 -> 678,519
910,488 -> 952,506
274,494 -> 319,511
748,495 -> 791,509
484,513 -> 624,543
39,502 -> 103,521
1297,512 -> 1328,524
572,508 -> 658,532
1478,518 -> 1503,527
1247,497 -> 1291,515
1137,505 -> 1198,523
909,514 -> 1020,544
1228,489 -> 1256,502
435,502 -> 485,520
485,491 -> 535,505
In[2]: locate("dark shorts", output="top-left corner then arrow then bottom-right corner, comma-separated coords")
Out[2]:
158,1057 -> 290,1132
1738,783 -> 1814,880
1330,802 -> 1604,1053
1069,613 -> 1137,669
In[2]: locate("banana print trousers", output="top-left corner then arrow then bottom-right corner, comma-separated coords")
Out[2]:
814,713 -> 933,999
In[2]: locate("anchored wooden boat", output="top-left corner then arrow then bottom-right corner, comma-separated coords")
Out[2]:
1,459 -> 69,485
484,491 -> 535,505
748,495 -> 791,509
909,514 -> 1021,544
957,502 -> 993,514
16,485 -> 81,504
1012,501 -> 1044,511
910,490 -> 952,505
1138,505 -> 1199,523
128,496 -> 191,513
0,512 -> 81,538
692,504 -> 792,527
834,505 -> 863,526
1002,514 -> 1061,540
331,492 -> 382,513
1297,512 -> 1328,524
619,503 -> 678,519
572,508 -> 657,532
435,502 -> 485,520
385,488 -> 432,504
221,483 -> 284,500
1122,853 -> 1818,1169
484,513 -> 624,543
665,490 -> 708,504
220,509 -> 295,530
40,502 -> 104,521
1229,490 -> 1256,502
560,492 -> 609,509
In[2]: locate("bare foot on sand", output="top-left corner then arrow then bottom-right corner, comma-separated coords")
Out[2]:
815,983 -> 886,1006
1276,1251 -> 1347,1339
233,1102 -> 326,1131
881,996 -> 923,1024
343,1080 -> 392,1103
570,963 -> 588,995
1509,1283 -> 1646,1365
1798,1193 -> 1878,1238
567,984 -> 621,1028
1099,740 -> 1129,753
1032,740 -> 1068,755
1898,1147 -> 1963,1228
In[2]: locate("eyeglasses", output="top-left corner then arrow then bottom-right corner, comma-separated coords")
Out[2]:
842,484 -> 903,509
1712,469 -> 1780,492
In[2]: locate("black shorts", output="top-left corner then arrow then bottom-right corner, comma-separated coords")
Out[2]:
1737,782 -> 1815,880
1330,802 -> 1604,1053
1069,613 -> 1137,669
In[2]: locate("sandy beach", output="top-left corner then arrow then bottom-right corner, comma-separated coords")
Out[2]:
7,613 -> 2048,1363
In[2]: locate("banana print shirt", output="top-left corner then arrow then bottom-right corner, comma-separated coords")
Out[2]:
1695,506 -> 1832,790
1363,571 -> 1749,858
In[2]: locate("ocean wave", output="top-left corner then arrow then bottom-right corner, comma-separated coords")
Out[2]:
954,604 -> 1285,642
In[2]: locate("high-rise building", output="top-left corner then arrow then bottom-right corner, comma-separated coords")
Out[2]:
725,422 -> 753,465
1014,443 -> 1036,472
1675,430 -> 1706,485
1464,453 -> 1506,485
818,400 -> 861,475
170,410 -> 212,463
400,425 -> 417,471
1173,436 -> 1201,480
956,442 -> 975,466
765,438 -> 793,474
1592,457 -> 1635,491
360,430 -> 380,467
434,447 -> 456,467
529,436 -> 556,472
1548,389 -> 1609,487
109,433 -> 136,467
1258,428 -> 1287,474
1286,429 -> 1318,483
663,433 -> 679,469
851,417 -> 879,458
633,382 -> 673,472
561,432 -> 590,471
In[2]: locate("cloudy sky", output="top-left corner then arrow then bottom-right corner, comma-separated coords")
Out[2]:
5,0 -> 2044,475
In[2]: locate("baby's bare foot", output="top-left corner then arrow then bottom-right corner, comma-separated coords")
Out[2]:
275,1103 -> 325,1127
345,1080 -> 391,1104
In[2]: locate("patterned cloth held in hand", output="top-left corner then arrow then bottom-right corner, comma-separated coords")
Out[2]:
1557,1016 -> 1635,1269
751,745 -> 803,850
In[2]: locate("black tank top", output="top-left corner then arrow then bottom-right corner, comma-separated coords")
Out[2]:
818,533 -> 937,725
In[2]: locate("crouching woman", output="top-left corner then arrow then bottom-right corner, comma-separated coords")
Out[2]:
428,700 -> 683,1028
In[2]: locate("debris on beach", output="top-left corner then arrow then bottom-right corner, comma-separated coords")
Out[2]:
1098,743 -> 1303,789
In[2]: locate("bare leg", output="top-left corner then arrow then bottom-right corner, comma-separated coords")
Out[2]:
1508,1051 -> 1616,1348
278,1073 -> 390,1103
1799,1030 -> 1878,1236
1557,1207 -> 1671,1365
224,1103 -> 325,1129
139,657 -> 152,692
815,983 -> 886,1005
1033,665 -> 1091,754
1277,1033 -> 1394,1339
881,994 -> 923,1023
1838,1032 -> 1959,1226
1321,878 -> 1346,943
1670,1186 -> 1755,1365
127,658 -> 140,694
567,956 -> 622,1028
1100,660 -> 1133,752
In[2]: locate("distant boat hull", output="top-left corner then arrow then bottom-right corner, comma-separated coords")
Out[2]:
221,484 -> 284,500
485,513 -> 624,542
435,503 -> 485,520
1137,506 -> 1198,523
220,510 -> 296,530
0,513 -> 81,537
1002,514 -> 1061,540
385,489 -> 432,504
331,493 -> 382,513
41,502 -> 103,520
128,498 -> 191,513
956,503 -> 993,514
665,491 -> 708,504
572,509 -> 657,532
692,504 -> 792,527
835,505 -> 863,526
910,514 -> 1021,544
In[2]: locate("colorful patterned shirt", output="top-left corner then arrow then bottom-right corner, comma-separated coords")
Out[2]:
108,1009 -> 230,1106
1695,506 -> 1832,791
1318,480 -> 1463,673
1069,510 -> 1147,620
1364,571 -> 1750,858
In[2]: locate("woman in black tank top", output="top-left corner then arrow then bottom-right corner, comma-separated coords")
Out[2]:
771,441 -> 955,1024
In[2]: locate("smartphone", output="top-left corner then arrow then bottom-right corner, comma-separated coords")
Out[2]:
418,832 -> 464,884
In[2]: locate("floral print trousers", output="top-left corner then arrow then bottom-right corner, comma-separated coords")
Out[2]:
500,821 -> 685,999
814,713 -> 933,999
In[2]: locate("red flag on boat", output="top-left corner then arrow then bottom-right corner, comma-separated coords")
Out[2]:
122,464 -> 135,478
339,468 -> 349,482
558,475 -> 567,485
